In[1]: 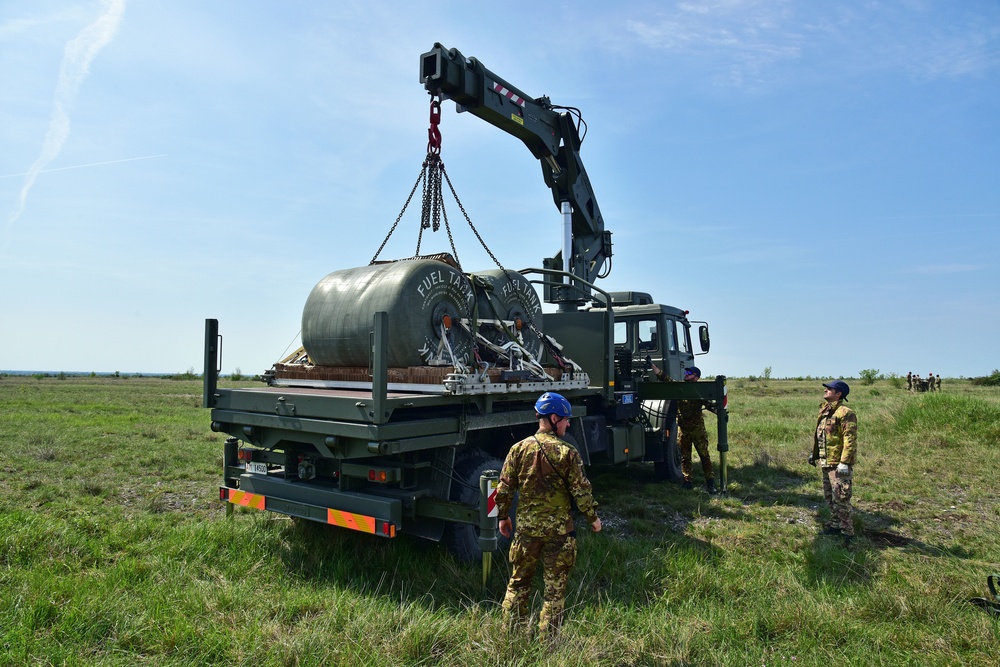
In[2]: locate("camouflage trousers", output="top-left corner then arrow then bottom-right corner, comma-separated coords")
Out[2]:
680,423 -> 713,482
502,532 -> 577,635
821,466 -> 854,536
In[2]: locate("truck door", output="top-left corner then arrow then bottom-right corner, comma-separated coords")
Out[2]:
655,317 -> 685,380
616,315 -> 687,381
627,316 -> 681,381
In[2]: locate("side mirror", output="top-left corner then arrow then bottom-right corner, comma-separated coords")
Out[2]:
699,325 -> 710,353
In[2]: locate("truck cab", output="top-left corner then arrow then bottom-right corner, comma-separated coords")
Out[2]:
607,291 -> 709,383
541,290 -> 708,392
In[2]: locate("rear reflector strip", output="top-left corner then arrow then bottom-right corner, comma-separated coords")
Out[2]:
327,508 -> 376,534
220,487 -> 266,511
220,487 -> 395,537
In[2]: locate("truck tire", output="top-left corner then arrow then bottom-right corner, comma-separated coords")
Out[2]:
443,451 -> 511,562
654,432 -> 682,481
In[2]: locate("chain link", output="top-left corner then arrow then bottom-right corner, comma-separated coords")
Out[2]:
370,164 -> 425,265
437,167 -> 571,366
372,95 -> 556,368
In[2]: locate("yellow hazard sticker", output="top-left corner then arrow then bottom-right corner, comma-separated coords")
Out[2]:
327,508 -> 377,534
229,489 -> 265,511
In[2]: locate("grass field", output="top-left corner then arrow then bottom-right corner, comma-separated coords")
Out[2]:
1,375 -> 998,666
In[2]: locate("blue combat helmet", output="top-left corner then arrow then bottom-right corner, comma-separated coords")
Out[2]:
534,392 -> 572,418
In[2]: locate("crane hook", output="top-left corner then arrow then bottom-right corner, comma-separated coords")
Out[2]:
427,94 -> 442,155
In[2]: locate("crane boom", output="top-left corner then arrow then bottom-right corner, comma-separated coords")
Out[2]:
419,42 -> 612,306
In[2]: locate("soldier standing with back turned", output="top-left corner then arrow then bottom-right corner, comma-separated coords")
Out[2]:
495,392 -> 601,637
810,380 -> 858,545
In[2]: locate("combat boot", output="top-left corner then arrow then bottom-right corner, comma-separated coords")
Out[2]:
681,479 -> 693,490
706,479 -> 718,494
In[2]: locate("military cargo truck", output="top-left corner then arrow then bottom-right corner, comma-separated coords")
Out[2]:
204,43 -> 728,561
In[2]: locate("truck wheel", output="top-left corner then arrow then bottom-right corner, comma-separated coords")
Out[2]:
654,432 -> 682,481
444,452 -> 511,562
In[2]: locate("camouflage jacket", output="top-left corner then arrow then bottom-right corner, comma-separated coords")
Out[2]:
812,400 -> 858,466
495,430 -> 599,537
677,399 -> 707,433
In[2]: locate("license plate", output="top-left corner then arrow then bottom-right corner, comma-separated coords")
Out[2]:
244,461 -> 268,475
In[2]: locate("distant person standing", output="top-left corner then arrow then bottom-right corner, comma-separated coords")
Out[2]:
927,372 -> 936,392
936,374 -> 942,391
906,372 -> 912,391
649,362 -> 717,493
809,380 -> 858,545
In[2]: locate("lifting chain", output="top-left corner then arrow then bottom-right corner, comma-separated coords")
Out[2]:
421,94 -> 443,235
370,94 -> 551,365
371,93 -> 461,266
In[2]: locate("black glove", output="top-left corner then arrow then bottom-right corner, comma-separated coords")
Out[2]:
645,355 -> 652,368
808,453 -> 816,467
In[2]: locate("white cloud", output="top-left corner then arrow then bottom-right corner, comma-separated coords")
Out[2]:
4,0 -> 125,243
622,1 -> 1000,86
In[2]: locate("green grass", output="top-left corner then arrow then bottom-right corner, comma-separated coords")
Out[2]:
1,376 -> 998,666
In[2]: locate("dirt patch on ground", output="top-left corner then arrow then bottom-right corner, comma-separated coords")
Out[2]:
597,506 -> 690,539
120,481 -> 217,515
864,529 -> 913,548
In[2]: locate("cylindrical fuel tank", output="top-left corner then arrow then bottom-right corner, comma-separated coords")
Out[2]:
302,259 -> 476,368
469,269 -> 543,360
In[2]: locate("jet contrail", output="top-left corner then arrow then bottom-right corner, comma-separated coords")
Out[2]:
0,153 -> 167,179
4,0 -> 126,238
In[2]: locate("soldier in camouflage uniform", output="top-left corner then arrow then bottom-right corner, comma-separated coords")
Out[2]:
809,380 -> 858,544
649,363 -> 717,493
906,372 -> 912,391
495,392 -> 601,636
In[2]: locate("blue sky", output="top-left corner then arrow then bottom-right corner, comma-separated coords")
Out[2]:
1,0 -> 998,379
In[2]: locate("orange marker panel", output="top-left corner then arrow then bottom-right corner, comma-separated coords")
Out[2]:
327,509 -> 376,534
230,490 -> 265,511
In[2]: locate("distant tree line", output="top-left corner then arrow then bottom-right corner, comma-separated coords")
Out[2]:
970,369 -> 1000,386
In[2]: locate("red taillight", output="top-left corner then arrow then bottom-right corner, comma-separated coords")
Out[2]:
368,469 -> 388,483
238,448 -> 254,462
